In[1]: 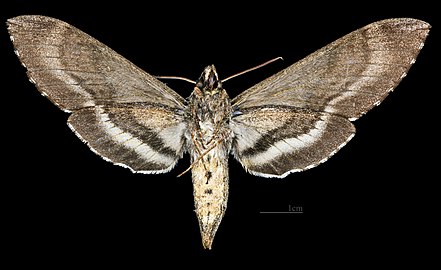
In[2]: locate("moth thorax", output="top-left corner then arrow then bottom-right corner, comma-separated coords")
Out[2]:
196,65 -> 223,95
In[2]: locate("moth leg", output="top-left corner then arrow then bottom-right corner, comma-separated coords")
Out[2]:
178,135 -> 226,178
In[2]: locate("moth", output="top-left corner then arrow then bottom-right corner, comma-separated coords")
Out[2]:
7,16 -> 430,249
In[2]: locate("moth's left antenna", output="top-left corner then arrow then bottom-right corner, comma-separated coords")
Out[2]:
156,75 -> 196,84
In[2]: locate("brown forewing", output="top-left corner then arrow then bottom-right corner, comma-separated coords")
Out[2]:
7,15 -> 186,112
232,18 -> 430,120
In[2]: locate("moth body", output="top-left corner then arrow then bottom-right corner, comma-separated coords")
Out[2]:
186,65 -> 233,249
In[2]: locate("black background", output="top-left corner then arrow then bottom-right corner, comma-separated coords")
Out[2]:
1,1 -> 438,266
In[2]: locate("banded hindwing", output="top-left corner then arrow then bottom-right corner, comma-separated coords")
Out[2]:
230,106 -> 355,177
68,104 -> 187,173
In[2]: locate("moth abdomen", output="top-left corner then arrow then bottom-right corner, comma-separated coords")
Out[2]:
191,145 -> 229,249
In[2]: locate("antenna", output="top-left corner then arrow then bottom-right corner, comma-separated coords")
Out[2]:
155,75 -> 196,84
156,57 -> 283,85
221,57 -> 283,83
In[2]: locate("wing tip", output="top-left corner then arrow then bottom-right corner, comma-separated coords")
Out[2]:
7,15 -> 67,34
7,15 -> 55,24
377,18 -> 431,29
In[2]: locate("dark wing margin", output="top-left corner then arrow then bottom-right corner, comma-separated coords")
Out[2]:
7,15 -> 186,112
232,18 -> 430,120
230,107 -> 355,178
68,104 -> 187,173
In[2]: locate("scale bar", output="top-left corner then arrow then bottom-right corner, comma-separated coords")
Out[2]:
260,211 -> 303,214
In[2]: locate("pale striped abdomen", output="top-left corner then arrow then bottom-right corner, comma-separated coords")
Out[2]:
191,144 -> 229,249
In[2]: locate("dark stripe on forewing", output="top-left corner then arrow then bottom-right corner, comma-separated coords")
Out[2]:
89,131 -> 171,171
239,114 -> 355,177
233,106 -> 325,157
68,107 -> 180,172
103,105 -> 182,157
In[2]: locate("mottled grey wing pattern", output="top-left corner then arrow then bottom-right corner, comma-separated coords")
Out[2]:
231,18 -> 430,178
232,19 -> 430,119
8,15 -> 187,173
7,15 -> 185,111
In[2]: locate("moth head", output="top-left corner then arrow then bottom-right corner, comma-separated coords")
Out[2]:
196,65 -> 222,95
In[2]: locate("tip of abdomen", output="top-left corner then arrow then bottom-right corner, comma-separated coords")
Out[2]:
198,211 -> 223,249
202,233 -> 214,249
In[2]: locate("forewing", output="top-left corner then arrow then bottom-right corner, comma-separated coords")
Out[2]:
232,18 -> 430,120
7,15 -> 185,111
68,104 -> 187,173
230,107 -> 355,178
